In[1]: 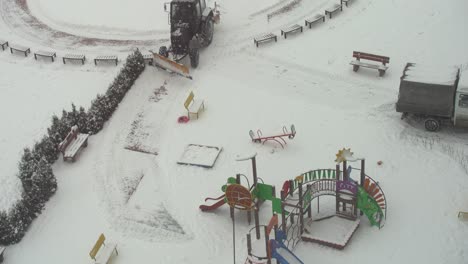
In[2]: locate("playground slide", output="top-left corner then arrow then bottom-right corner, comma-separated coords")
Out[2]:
270,240 -> 304,264
199,197 -> 226,211
356,186 -> 384,227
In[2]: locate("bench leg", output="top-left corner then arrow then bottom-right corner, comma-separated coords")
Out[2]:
63,58 -> 66,64
34,54 -> 37,60
353,65 -> 359,72
379,70 -> 385,77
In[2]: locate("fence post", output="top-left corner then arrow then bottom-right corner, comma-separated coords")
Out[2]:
289,180 -> 294,197
298,183 -> 304,235
265,226 -> 271,264
343,160 -> 348,181
247,233 -> 252,256
307,184 -> 312,218
360,159 -> 365,216
281,202 -> 286,234
336,164 -> 340,181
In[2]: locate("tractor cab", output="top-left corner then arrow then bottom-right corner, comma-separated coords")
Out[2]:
158,0 -> 216,68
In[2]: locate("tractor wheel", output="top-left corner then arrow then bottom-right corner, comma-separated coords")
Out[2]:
201,18 -> 214,47
424,118 -> 440,132
189,47 -> 200,68
159,46 -> 168,57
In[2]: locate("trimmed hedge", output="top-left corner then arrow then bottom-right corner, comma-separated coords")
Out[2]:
0,50 -> 145,245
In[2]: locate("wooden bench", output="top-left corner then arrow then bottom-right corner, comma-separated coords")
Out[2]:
254,33 -> 277,47
34,50 -> 56,62
305,14 -> 325,28
341,0 -> 353,7
94,55 -> 118,66
184,91 -> 205,119
9,44 -> 30,57
325,4 -> 343,19
0,40 -> 8,51
63,54 -> 86,64
0,247 -> 5,263
350,51 -> 390,77
89,234 -> 118,264
58,125 -> 89,162
143,53 -> 154,65
281,24 -> 303,39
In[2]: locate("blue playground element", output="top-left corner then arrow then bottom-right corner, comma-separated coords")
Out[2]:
269,230 -> 304,264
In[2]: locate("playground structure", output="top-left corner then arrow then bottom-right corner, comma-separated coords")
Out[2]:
199,149 -> 387,263
249,125 -> 296,148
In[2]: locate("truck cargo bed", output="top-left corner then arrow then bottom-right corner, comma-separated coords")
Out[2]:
396,63 -> 459,118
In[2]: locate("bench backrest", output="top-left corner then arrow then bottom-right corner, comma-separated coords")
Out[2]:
89,233 -> 106,260
184,91 -> 195,110
353,51 -> 390,65
58,125 -> 79,153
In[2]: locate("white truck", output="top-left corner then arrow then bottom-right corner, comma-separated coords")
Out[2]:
396,63 -> 468,131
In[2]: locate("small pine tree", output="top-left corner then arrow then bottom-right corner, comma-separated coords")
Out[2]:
34,136 -> 58,164
0,210 -> 12,244
5,199 -> 33,244
30,158 -> 57,204
17,148 -> 37,194
76,106 -> 89,133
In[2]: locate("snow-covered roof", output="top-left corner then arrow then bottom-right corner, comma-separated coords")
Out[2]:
458,69 -> 468,93
402,63 -> 460,86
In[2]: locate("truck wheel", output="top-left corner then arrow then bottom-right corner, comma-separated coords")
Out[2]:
159,46 -> 168,57
189,47 -> 199,68
424,118 -> 440,132
201,18 -> 214,47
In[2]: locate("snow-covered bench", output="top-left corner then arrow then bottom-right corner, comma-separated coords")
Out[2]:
0,246 -> 5,263
58,125 -> 89,162
34,50 -> 56,62
341,0 -> 353,7
143,53 -> 154,65
281,24 -> 303,39
184,91 -> 205,119
63,54 -> 86,65
94,55 -> 118,66
254,33 -> 277,47
0,40 -> 8,51
89,234 -> 118,264
305,14 -> 325,28
9,44 -> 30,57
350,51 -> 390,77
325,4 -> 343,19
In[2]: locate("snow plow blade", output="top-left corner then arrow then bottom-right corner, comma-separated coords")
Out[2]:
151,53 -> 192,80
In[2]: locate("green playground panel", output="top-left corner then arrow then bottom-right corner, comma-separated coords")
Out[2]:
357,186 -> 384,227
256,183 -> 275,201
272,197 -> 283,214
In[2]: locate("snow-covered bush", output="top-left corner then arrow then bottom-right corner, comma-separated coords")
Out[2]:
87,49 -> 145,134
0,199 -> 33,244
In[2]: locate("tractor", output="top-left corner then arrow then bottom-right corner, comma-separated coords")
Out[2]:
159,0 -> 219,68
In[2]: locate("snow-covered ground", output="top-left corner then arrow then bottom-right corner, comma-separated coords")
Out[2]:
1,0 -> 468,263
